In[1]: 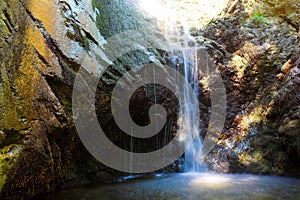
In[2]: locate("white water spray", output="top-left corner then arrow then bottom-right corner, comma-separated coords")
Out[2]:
161,13 -> 206,171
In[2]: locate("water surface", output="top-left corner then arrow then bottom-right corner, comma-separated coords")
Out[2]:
45,173 -> 300,199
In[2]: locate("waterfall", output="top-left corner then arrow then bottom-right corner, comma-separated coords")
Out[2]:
136,0 -> 208,172
179,28 -> 206,173
167,22 -> 207,172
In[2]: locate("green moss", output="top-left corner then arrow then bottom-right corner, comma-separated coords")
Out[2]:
0,144 -> 23,191
0,57 -> 23,131
189,26 -> 198,36
92,0 -> 143,38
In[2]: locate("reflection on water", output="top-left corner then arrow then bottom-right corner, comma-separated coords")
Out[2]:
44,173 -> 300,200
188,173 -> 231,189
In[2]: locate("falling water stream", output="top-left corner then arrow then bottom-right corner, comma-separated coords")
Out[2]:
169,25 -> 206,172
179,26 -> 206,173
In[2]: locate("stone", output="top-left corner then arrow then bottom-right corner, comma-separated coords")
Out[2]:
199,0 -> 300,177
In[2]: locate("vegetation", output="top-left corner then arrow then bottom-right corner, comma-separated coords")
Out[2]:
251,11 -> 266,22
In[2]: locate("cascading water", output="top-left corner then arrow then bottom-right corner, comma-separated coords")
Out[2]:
172,25 -> 207,172
137,0 -> 209,172
163,16 -> 206,172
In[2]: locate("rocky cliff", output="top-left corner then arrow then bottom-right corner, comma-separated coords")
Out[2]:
0,0 -> 168,199
199,0 -> 300,176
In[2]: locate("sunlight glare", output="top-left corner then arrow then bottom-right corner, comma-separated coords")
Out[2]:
138,0 -> 171,18
190,174 -> 231,189
137,0 -> 230,29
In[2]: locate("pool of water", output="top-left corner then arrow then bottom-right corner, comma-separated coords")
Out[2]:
45,173 -> 300,200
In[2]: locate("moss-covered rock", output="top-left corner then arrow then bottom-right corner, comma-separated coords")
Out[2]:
0,0 -> 138,199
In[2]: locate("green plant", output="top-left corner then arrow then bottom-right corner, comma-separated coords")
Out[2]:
189,26 -> 198,36
251,11 -> 266,22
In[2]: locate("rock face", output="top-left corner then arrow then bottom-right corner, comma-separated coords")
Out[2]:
0,0 -> 110,199
0,0 -> 174,199
199,0 -> 300,176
